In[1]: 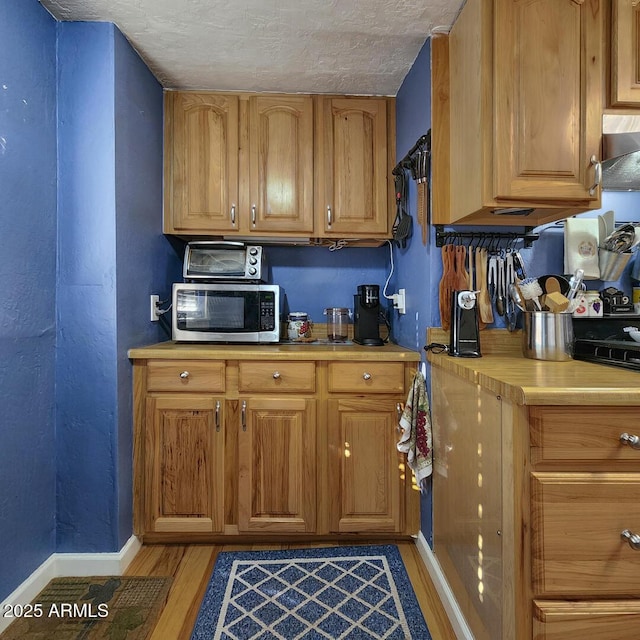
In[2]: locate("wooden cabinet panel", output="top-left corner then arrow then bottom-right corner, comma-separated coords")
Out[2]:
238,361 -> 315,393
611,0 -> 640,106
316,96 -> 390,237
147,360 -> 225,393
247,95 -> 314,233
531,473 -> 640,596
530,406 -> 640,464
164,92 -> 239,233
533,600 -> 640,640
494,0 -> 602,202
145,395 -> 224,533
327,398 -> 402,532
327,362 -> 404,394
432,0 -> 603,225
238,397 -> 316,532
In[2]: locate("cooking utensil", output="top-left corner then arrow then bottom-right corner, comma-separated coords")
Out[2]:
496,257 -> 505,317
439,245 -> 456,330
509,283 -> 526,312
416,151 -> 426,243
603,224 -> 636,253
454,245 -> 469,290
477,247 -> 494,324
520,278 -> 543,311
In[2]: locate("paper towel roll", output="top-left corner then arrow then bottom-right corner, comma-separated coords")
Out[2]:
564,218 -> 600,279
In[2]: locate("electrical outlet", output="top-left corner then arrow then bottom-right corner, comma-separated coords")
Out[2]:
150,295 -> 160,322
392,289 -> 406,314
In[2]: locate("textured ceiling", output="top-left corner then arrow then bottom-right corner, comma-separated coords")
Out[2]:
39,0 -> 463,95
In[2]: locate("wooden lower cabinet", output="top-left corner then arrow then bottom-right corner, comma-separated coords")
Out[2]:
144,395 -> 224,534
238,397 -> 316,533
533,600 -> 640,640
327,398 -> 403,533
132,353 -> 419,542
431,365 -> 640,639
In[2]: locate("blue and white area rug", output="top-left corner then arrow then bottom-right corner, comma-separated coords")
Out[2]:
191,545 -> 432,640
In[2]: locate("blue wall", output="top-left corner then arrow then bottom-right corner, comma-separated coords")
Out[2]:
0,0 -> 58,601
56,22 -> 178,553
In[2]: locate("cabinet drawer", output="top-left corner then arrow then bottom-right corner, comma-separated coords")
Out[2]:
531,473 -> 640,596
238,361 -> 315,393
147,360 -> 225,393
533,599 -> 640,640
530,407 -> 640,464
328,362 -> 404,394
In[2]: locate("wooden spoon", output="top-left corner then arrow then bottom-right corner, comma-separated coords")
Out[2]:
439,245 -> 456,330
454,245 -> 469,290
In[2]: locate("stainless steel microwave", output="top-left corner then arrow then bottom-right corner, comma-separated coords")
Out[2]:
172,283 -> 281,343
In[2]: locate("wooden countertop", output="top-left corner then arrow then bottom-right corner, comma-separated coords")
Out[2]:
427,329 -> 640,406
128,340 -> 420,362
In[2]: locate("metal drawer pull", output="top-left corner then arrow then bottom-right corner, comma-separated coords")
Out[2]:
363,372 -> 372,380
327,205 -> 332,228
620,433 -> 640,449
589,155 -> 602,196
251,205 -> 256,226
231,204 -> 236,225
179,371 -> 190,379
241,400 -> 247,432
621,529 -> 640,551
396,403 -> 403,432
273,371 -> 281,379
215,400 -> 221,432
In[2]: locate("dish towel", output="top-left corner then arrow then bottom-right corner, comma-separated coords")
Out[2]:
397,370 -> 432,491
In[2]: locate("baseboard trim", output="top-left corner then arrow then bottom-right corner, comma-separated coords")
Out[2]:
0,535 -> 141,634
415,532 -> 474,640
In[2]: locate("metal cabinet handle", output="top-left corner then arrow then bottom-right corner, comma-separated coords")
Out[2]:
179,371 -> 190,379
589,155 -> 602,196
251,205 -> 256,226
273,371 -> 281,379
620,433 -> 640,450
363,372 -> 372,380
621,529 -> 640,551
327,205 -> 332,229
241,400 -> 247,432
396,403 -> 403,432
215,400 -> 221,432
230,204 -> 236,226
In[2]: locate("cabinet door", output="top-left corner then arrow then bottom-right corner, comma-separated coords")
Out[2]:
327,398 -> 402,532
165,92 -> 239,233
238,397 -> 316,533
145,395 -> 224,533
611,0 -> 640,106
247,95 -> 314,233
494,0 -> 602,201
316,97 -> 389,237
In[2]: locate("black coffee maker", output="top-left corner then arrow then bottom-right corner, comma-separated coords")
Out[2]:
353,284 -> 384,346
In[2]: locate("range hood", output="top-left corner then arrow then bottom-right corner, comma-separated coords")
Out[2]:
602,114 -> 640,191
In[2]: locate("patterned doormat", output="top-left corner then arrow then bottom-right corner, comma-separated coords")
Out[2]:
0,576 -> 171,640
191,545 -> 432,640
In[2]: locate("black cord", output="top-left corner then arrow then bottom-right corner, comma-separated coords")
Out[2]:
424,342 -> 449,354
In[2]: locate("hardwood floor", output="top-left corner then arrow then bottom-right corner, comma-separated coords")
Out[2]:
125,541 -> 457,639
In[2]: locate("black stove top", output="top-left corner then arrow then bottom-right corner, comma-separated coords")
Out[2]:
573,338 -> 640,371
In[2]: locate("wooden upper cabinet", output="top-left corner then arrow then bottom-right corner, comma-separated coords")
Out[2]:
246,95 -> 314,233
611,0 -> 640,106
494,0 -> 603,201
432,0 -> 603,226
315,96 -> 390,237
164,92 -> 239,234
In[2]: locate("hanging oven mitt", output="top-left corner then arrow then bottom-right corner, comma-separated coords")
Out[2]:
564,217 -> 600,279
